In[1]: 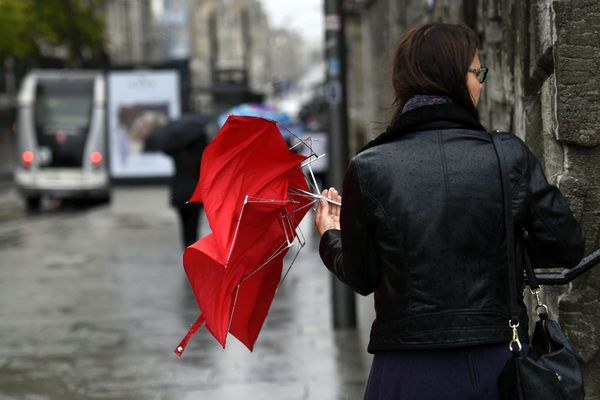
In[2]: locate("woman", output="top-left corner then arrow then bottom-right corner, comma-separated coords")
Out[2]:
315,23 -> 585,400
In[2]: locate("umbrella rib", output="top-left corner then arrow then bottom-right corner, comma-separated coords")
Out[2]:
289,139 -> 318,159
226,195 -> 249,267
288,187 -> 313,197
239,212 -> 307,286
227,284 -> 242,339
287,188 -> 321,203
300,154 -> 326,169
295,224 -> 307,247
280,212 -> 291,245
306,163 -> 321,194
283,213 -> 298,244
239,242 -> 293,284
246,197 -> 300,205
280,124 -> 315,152
280,212 -> 294,245
287,199 -> 318,216
288,140 -> 308,152
278,223 -> 308,289
279,241 -> 303,288
287,133 -> 326,195
290,188 -> 342,206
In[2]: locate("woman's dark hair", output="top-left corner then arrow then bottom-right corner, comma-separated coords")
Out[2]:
391,23 -> 481,121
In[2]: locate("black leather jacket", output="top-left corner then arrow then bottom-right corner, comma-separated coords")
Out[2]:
319,103 -> 585,353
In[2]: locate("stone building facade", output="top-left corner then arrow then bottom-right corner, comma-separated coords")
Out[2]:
270,28 -> 308,92
345,0 -> 600,396
188,0 -> 272,113
102,0 -> 190,65
102,0 -> 154,65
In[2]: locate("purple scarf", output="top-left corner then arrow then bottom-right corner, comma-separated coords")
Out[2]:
402,95 -> 452,114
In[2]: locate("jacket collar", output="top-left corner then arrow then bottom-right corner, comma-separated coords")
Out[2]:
358,103 -> 487,154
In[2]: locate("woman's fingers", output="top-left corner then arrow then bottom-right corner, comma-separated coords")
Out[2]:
328,187 -> 340,219
334,194 -> 342,218
316,189 -> 328,219
314,188 -> 342,236
321,189 -> 330,212
315,189 -> 332,236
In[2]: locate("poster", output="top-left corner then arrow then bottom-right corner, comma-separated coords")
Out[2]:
108,70 -> 180,178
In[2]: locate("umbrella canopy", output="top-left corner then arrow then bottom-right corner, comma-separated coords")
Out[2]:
145,114 -> 211,154
174,116 -> 312,355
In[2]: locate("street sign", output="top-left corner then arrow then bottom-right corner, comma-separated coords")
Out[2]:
324,80 -> 342,105
325,14 -> 341,31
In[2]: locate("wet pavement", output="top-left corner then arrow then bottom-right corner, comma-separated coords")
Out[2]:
0,186 -> 373,399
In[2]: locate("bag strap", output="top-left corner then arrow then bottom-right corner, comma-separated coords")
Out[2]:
521,230 -> 540,290
489,131 -> 527,351
488,132 -> 520,320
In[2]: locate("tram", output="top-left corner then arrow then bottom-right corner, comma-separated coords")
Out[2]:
14,70 -> 109,209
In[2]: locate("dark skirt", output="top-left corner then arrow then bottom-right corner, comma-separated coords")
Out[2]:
364,343 -> 521,400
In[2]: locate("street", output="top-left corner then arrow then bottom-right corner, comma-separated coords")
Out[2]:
0,186 -> 372,400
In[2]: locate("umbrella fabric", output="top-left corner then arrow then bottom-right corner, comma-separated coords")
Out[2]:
189,115 -> 305,260
145,114 -> 211,154
175,116 -> 311,355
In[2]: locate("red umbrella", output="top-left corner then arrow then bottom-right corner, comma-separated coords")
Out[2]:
174,116 -> 312,355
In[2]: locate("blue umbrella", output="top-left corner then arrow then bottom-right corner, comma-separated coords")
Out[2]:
217,103 -> 298,139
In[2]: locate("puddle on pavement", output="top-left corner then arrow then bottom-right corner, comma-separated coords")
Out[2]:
111,214 -> 156,229
43,253 -> 89,270
0,227 -> 23,249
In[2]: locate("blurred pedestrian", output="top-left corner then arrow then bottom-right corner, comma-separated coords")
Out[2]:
315,23 -> 585,400
145,115 -> 209,249
167,134 -> 205,249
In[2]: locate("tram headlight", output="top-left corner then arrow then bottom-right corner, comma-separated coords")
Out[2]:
90,151 -> 103,167
22,151 -> 35,168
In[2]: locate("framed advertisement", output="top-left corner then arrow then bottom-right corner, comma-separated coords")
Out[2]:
107,70 -> 180,178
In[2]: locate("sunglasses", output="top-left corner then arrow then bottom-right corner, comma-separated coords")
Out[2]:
468,67 -> 488,84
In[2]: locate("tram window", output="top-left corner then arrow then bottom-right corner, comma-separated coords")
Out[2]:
34,79 -> 94,137
34,79 -> 95,167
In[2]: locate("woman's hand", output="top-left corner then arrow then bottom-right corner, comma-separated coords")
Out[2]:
315,188 -> 342,237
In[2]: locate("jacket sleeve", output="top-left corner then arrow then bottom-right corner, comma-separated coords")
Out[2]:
523,146 -> 585,268
318,158 -> 380,295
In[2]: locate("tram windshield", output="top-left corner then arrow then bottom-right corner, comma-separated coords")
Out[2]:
34,78 -> 95,167
34,79 -> 94,137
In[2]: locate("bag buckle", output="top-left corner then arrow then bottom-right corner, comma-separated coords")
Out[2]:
509,320 -> 522,352
529,287 -> 549,315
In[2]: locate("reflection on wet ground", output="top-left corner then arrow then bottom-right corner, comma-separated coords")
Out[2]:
0,187 -> 372,399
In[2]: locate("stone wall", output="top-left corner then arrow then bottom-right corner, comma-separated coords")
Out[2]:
347,0 -> 600,396
474,1 -> 600,395
552,1 -> 600,396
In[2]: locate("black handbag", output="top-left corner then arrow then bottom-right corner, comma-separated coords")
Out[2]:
488,132 -> 584,400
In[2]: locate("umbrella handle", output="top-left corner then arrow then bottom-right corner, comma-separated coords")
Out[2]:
293,188 -> 342,206
319,196 -> 342,207
313,193 -> 342,207
174,313 -> 206,357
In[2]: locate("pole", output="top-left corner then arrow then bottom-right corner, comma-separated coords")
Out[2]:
324,0 -> 356,329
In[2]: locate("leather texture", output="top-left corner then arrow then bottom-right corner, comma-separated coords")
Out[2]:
319,103 -> 585,352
